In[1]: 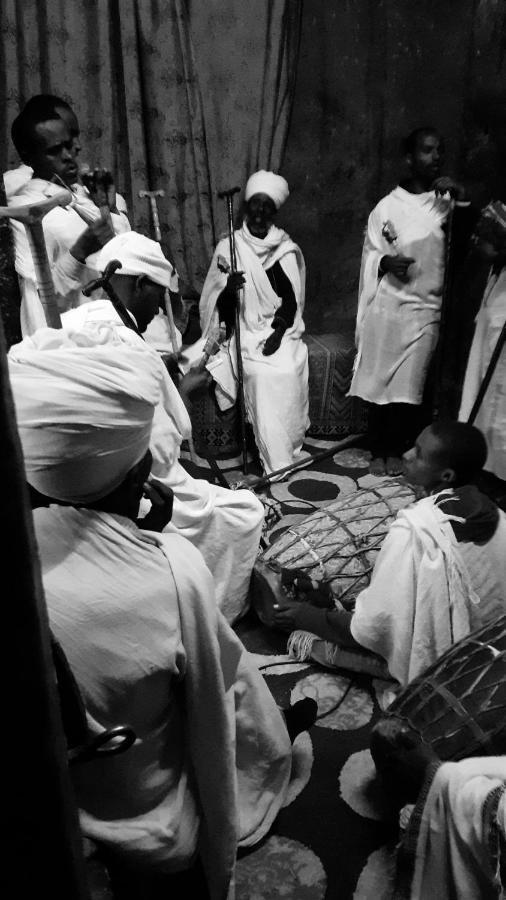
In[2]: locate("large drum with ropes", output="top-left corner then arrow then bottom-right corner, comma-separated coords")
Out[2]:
373,615 -> 506,762
252,478 -> 416,628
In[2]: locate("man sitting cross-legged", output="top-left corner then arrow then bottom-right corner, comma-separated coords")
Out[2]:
8,326 -> 315,899
62,231 -> 265,623
273,421 -> 506,686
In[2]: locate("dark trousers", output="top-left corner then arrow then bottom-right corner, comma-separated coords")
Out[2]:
368,402 -> 428,459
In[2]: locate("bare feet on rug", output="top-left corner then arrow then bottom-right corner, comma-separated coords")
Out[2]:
385,456 -> 403,476
369,456 -> 386,476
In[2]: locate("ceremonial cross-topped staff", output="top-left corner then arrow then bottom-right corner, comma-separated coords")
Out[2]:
138,188 -> 180,357
218,186 -> 249,475
0,189 -> 72,329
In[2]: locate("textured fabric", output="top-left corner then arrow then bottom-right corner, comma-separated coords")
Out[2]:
9,325 -> 163,503
350,187 -> 450,406
351,492 -> 506,685
35,506 -> 292,899
245,171 -> 289,209
304,332 -> 368,437
459,267 -> 506,480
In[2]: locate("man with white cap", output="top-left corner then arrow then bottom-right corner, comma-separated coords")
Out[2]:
9,325 -> 315,898
62,231 -> 265,624
189,169 -> 309,475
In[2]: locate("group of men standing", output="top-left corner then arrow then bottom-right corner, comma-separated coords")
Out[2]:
3,95 -> 505,899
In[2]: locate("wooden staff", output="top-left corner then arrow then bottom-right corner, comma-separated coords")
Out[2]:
0,190 -> 72,329
432,198 -> 455,420
218,186 -> 248,474
467,316 -> 506,424
138,187 -> 180,356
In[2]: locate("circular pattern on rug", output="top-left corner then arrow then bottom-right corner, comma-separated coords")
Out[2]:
353,844 -> 397,899
282,731 -> 314,808
290,673 -> 374,731
288,478 -> 341,502
269,470 -> 356,506
339,750 -> 390,821
235,836 -> 327,899
332,447 -> 371,469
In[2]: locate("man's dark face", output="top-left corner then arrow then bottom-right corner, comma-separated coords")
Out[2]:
133,277 -> 165,333
55,105 -> 82,157
28,118 -> 78,187
245,193 -> 276,238
408,133 -> 444,186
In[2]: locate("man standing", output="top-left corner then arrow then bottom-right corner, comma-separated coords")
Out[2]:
8,97 -> 129,335
350,127 -> 468,475
63,231 -> 265,623
190,170 -> 309,476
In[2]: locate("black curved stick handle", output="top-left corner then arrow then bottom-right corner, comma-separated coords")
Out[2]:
68,725 -> 137,766
82,259 -> 123,297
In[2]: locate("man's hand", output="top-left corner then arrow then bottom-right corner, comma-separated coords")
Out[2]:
432,176 -> 467,201
226,271 -> 246,293
70,217 -> 114,263
272,598 -> 302,633
179,368 -> 212,397
262,324 -> 285,356
380,254 -> 415,283
138,480 -> 174,532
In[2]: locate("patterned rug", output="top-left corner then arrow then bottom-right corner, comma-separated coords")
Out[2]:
180,438 -> 401,899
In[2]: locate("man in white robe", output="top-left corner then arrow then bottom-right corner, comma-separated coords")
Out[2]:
9,327 -> 314,899
185,170 -> 309,475
63,231 -> 265,623
459,218 -> 506,480
7,96 -> 130,336
349,127 -> 469,476
274,421 -> 506,686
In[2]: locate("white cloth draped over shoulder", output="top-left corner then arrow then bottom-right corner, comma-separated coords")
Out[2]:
35,506 -> 292,900
192,223 -> 309,474
7,176 -> 130,336
351,492 -> 506,685
402,757 -> 506,900
350,187 -> 450,405
459,267 -> 506,480
62,300 -> 264,623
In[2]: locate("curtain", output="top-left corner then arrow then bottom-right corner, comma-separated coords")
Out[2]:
0,0 -> 302,295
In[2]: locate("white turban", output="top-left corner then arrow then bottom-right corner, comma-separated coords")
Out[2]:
96,232 -> 179,292
9,325 -> 163,504
244,170 -> 289,209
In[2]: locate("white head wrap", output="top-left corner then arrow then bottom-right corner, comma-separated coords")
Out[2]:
9,325 -> 163,504
96,231 -> 179,292
244,170 -> 289,209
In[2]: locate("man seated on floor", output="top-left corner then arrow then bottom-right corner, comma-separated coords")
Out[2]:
8,326 -> 315,899
7,95 -> 130,335
184,169 -> 309,476
62,231 -> 265,623
273,421 -> 506,685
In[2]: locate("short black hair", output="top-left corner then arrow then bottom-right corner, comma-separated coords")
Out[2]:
11,95 -> 74,161
402,126 -> 440,157
430,420 -> 488,485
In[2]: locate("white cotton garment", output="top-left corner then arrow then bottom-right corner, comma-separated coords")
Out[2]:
459,267 -> 506,480
189,223 -> 309,474
8,325 -> 163,503
350,186 -> 450,405
351,494 -> 506,685
61,299 -> 264,623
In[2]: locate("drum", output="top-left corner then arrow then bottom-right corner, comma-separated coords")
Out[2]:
376,615 -> 506,761
252,478 -> 416,628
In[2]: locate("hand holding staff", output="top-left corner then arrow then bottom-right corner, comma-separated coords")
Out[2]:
218,186 -> 248,474
0,189 -> 72,329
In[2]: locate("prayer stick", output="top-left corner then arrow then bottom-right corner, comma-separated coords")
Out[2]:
138,188 -> 180,357
0,190 -> 72,329
467,317 -> 506,424
218,186 -> 249,475
248,434 -> 361,491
